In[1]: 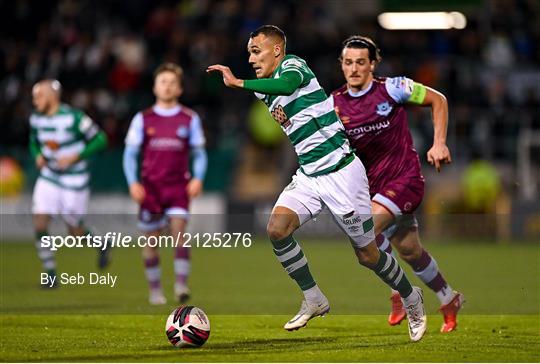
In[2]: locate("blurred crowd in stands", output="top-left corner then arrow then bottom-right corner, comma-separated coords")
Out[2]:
1,0 -> 539,162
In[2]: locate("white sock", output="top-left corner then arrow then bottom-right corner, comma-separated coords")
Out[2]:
303,285 -> 324,303
436,284 -> 455,305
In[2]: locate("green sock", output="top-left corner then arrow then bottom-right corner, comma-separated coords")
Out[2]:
372,249 -> 413,298
271,234 -> 316,291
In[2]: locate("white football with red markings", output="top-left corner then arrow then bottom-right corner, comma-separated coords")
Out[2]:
165,306 -> 210,348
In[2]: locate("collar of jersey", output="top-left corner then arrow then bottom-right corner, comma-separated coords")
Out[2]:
153,105 -> 181,116
34,103 -> 70,117
272,54 -> 295,78
347,81 -> 373,98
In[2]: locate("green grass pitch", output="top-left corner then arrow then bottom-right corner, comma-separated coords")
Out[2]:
1,239 -> 539,362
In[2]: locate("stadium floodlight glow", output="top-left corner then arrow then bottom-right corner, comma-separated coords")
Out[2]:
378,12 -> 467,30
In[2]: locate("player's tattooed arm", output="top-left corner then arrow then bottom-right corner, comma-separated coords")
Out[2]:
422,87 -> 451,172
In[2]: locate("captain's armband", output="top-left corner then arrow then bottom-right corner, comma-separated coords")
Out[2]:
407,82 -> 427,104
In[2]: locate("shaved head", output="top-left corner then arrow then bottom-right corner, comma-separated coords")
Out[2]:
33,79 -> 62,97
250,25 -> 286,52
247,25 -> 287,78
32,79 -> 62,115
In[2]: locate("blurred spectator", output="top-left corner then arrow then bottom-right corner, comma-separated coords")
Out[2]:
0,0 -> 538,163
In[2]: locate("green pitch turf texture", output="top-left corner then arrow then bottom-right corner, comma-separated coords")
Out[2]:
1,239 -> 539,362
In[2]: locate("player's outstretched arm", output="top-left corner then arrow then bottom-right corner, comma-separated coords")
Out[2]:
422,87 -> 451,172
207,65 -> 302,96
206,65 -> 243,88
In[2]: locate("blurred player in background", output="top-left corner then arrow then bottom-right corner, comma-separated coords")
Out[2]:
208,25 -> 427,342
332,36 -> 464,333
30,79 -> 109,287
123,63 -> 207,305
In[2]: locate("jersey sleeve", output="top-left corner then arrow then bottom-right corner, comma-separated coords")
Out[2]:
78,113 -> 100,140
279,57 -> 306,83
28,115 -> 41,159
189,113 -> 206,147
124,112 -> 144,147
385,76 -> 427,104
243,72 -> 302,96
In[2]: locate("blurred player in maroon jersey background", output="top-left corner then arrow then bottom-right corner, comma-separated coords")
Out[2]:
123,63 -> 207,305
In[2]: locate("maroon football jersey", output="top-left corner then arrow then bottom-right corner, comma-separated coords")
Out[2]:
332,77 -> 424,196
140,106 -> 194,185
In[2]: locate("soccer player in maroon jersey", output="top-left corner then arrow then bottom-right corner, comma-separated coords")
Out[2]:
123,63 -> 207,305
332,36 -> 464,333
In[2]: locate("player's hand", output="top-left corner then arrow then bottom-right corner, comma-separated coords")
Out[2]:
56,154 -> 80,169
427,143 -> 452,172
187,179 -> 203,199
129,182 -> 145,204
36,154 -> 47,170
206,65 -> 243,88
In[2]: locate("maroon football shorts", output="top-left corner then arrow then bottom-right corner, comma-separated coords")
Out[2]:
372,176 -> 424,216
138,181 -> 189,232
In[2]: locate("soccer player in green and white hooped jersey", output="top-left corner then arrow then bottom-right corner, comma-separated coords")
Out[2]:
208,25 -> 427,341
30,80 -> 109,287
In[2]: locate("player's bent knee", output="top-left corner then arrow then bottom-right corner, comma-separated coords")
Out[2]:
33,214 -> 50,231
142,242 -> 159,258
67,225 -> 85,237
266,219 -> 291,242
266,208 -> 299,242
397,240 -> 423,263
354,242 -> 379,268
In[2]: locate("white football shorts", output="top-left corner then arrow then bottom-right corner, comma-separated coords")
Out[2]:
274,156 -> 375,248
32,177 -> 89,227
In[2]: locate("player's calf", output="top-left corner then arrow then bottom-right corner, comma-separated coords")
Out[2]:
35,230 -> 58,288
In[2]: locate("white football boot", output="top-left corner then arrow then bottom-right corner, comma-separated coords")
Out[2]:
284,296 -> 330,331
174,283 -> 191,304
149,289 -> 167,305
403,287 -> 427,342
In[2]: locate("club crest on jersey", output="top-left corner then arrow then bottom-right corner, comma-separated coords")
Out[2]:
44,140 -> 60,150
176,126 -> 189,138
271,105 -> 291,128
376,101 -> 392,116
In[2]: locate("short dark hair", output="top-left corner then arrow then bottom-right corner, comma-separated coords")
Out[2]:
341,35 -> 381,63
250,25 -> 287,49
154,62 -> 183,84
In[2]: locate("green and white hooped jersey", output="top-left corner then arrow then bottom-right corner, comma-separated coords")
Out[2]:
29,104 -> 99,190
255,55 -> 353,176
